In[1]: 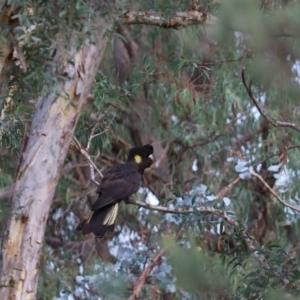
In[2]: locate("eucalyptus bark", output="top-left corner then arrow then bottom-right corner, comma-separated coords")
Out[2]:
0,23 -> 108,299
119,10 -> 217,28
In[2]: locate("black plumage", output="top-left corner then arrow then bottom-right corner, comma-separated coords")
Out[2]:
76,144 -> 153,238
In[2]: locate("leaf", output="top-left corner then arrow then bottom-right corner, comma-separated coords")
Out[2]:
191,194 -> 197,205
268,163 -> 282,173
206,195 -> 217,201
235,160 -> 248,173
239,171 -> 251,180
170,189 -> 182,198
59,10 -> 67,17
31,36 -> 41,42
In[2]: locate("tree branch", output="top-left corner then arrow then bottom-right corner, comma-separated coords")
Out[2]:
129,225 -> 186,299
119,10 -> 217,28
252,144 -> 300,168
241,68 -> 300,134
127,198 -> 246,231
127,198 -> 273,280
70,136 -> 103,184
129,248 -> 165,299
154,143 -> 169,168
250,171 -> 300,213
216,177 -> 241,201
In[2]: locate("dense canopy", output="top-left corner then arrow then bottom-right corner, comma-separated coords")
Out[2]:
1,0 -> 300,299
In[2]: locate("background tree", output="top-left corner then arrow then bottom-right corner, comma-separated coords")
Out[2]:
1,0 -> 300,299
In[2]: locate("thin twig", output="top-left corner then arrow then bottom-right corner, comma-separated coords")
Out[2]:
250,171 -> 300,213
127,199 -> 244,230
193,56 -> 246,67
86,125 -> 109,151
149,53 -> 175,76
86,121 -> 100,151
241,68 -> 300,133
71,136 -> 103,183
252,144 -> 300,168
154,143 -> 169,168
89,129 -> 109,143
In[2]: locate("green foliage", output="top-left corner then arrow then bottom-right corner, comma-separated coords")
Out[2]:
3,0 -> 300,299
164,238 -> 232,298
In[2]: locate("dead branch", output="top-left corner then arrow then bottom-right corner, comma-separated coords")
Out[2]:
154,143 -> 169,168
119,10 -> 217,28
86,123 -> 109,151
70,136 -> 103,184
241,68 -> 300,134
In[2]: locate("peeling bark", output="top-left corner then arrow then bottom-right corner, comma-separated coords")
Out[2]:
119,10 -> 217,28
0,22 -> 108,299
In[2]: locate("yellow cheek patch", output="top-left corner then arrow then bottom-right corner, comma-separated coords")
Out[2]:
134,155 -> 142,164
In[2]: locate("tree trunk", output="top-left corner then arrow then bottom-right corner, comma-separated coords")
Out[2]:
0,25 -> 108,299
